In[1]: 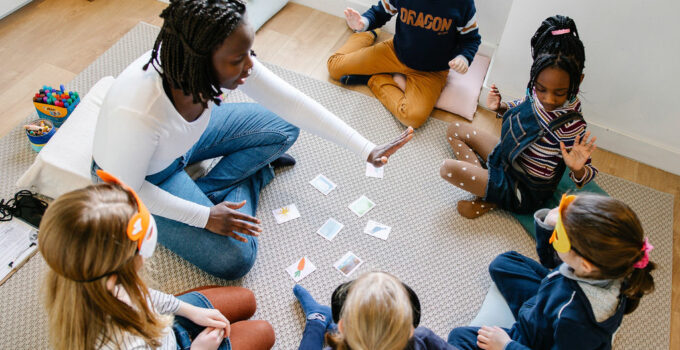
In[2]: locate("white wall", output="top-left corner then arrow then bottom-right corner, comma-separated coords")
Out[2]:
0,0 -> 31,20
292,0 -> 513,48
485,0 -> 680,175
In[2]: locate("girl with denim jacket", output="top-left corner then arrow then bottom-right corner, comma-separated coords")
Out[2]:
439,15 -> 597,218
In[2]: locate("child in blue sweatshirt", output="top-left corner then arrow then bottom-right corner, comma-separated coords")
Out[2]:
294,272 -> 459,350
328,0 -> 481,128
448,194 -> 656,350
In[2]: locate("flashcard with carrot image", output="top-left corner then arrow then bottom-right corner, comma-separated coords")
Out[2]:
286,256 -> 316,282
272,203 -> 301,224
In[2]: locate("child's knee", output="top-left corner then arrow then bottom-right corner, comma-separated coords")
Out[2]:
327,54 -> 345,80
489,251 -> 522,278
439,159 -> 465,182
397,105 -> 431,129
446,121 -> 473,140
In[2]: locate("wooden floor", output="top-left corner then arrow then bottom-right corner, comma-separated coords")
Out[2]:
1,1 -> 678,348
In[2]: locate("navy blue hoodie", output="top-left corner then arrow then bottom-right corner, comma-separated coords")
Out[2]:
362,0 -> 481,71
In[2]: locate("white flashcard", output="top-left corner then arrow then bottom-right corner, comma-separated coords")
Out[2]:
334,251 -> 364,277
309,174 -> 337,195
272,204 -> 301,224
348,195 -> 376,217
365,163 -> 384,178
363,220 -> 391,240
317,218 -> 344,241
286,256 -> 316,282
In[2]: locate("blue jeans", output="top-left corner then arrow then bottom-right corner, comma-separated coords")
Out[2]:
94,103 -> 299,279
174,292 -> 231,350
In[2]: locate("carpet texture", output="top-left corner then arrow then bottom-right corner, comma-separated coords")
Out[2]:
0,22 -> 673,349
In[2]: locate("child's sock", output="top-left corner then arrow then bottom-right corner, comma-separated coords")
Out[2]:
340,74 -> 372,85
294,285 -> 332,327
457,199 -> 496,219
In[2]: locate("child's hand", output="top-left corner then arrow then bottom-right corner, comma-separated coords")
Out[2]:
545,207 -> 560,227
560,131 -> 597,174
344,8 -> 365,31
486,84 -> 502,112
449,56 -> 469,74
187,307 -> 231,338
190,327 -> 225,350
477,326 -> 511,350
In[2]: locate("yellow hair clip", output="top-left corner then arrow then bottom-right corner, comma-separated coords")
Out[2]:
549,194 -> 577,253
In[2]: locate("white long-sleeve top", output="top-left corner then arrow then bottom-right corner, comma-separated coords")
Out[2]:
93,51 -> 375,228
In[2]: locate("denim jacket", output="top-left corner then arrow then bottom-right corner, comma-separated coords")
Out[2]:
485,98 -> 583,213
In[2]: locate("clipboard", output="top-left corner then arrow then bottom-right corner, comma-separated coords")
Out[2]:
0,218 -> 39,286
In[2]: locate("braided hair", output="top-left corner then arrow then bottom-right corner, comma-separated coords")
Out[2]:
527,15 -> 585,101
143,0 -> 247,106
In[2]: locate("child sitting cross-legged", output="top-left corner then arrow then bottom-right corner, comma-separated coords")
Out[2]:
39,171 -> 275,350
294,271 -> 459,350
447,194 -> 656,350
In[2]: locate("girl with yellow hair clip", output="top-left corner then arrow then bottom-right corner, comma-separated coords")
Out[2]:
448,194 -> 656,350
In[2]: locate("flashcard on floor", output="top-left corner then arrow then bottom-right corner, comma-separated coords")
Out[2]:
363,220 -> 391,240
317,218 -> 344,241
272,204 -> 301,224
348,195 -> 376,217
365,163 -> 384,178
286,256 -> 316,282
309,174 -> 337,195
334,251 -> 364,277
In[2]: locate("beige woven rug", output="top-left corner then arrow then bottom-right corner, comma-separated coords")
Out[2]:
0,23 -> 673,349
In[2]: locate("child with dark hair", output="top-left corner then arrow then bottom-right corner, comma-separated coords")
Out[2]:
92,0 -> 413,281
328,1 -> 481,128
439,15 -> 597,219
448,194 -> 656,350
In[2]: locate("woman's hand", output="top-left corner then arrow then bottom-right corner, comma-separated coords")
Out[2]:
486,84 -> 502,112
205,201 -> 262,242
560,131 -> 597,175
344,7 -> 365,31
477,326 -> 511,350
366,127 -> 414,167
190,327 -> 226,350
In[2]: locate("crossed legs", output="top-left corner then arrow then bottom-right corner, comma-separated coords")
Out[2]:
440,121 -> 499,218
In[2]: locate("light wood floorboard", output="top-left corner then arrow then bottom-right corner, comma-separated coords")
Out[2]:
1,1 -> 677,348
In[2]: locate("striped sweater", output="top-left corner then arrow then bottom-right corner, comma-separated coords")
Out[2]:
100,288 -> 180,350
505,95 -> 597,187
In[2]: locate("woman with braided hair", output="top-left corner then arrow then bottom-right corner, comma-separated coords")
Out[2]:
92,0 -> 413,280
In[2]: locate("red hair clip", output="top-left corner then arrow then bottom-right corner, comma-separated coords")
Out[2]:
551,29 -> 571,36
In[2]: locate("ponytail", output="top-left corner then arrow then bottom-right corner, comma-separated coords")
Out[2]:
621,261 -> 656,314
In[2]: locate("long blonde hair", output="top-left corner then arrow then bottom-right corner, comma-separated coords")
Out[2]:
328,272 -> 413,350
39,184 -> 170,350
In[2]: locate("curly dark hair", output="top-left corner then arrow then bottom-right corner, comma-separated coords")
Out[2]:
527,15 -> 585,101
143,0 -> 247,107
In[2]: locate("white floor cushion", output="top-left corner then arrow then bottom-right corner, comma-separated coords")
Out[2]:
469,282 -> 516,328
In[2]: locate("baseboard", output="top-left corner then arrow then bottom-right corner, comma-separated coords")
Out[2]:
586,123 -> 680,176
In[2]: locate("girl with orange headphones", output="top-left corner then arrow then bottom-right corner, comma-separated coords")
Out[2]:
39,171 -> 275,350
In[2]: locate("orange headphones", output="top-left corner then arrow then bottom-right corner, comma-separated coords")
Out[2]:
96,169 -> 157,258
